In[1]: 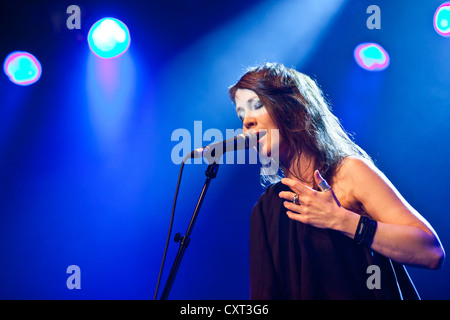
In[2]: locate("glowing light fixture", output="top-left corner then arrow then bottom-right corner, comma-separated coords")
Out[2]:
88,18 -> 130,59
3,51 -> 42,86
354,43 -> 390,71
434,2 -> 450,36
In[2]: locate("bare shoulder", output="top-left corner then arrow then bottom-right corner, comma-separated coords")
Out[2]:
333,156 -> 379,189
335,156 -> 417,222
332,156 -> 393,214
335,156 -> 387,188
334,157 -> 440,239
338,156 -> 377,175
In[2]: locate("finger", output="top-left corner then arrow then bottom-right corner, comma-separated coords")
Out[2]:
314,170 -> 331,192
314,170 -> 341,207
314,170 -> 323,186
281,178 -> 315,195
286,210 -> 308,224
283,200 -> 303,213
278,191 -> 299,202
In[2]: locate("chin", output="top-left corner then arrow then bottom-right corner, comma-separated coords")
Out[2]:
258,143 -> 278,160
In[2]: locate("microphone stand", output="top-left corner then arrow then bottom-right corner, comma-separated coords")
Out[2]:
159,161 -> 219,300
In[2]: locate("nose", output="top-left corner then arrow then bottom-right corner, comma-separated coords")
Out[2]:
243,116 -> 256,132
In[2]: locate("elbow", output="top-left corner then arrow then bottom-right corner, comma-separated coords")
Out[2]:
427,246 -> 445,270
417,228 -> 445,270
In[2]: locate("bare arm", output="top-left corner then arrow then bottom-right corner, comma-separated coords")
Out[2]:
280,157 -> 445,269
336,157 -> 445,269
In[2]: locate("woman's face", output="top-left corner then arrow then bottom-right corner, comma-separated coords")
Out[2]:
234,88 -> 287,159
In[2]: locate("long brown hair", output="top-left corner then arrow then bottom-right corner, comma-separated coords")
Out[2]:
229,63 -> 371,187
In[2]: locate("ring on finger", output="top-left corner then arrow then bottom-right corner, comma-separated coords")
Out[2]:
292,193 -> 300,205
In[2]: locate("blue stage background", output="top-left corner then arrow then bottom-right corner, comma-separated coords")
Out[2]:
0,0 -> 448,299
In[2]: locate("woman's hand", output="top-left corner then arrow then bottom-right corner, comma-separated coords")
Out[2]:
279,159 -> 445,269
279,170 -> 345,230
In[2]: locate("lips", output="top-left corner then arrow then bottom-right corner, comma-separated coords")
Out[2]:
258,134 -> 267,147
256,130 -> 267,143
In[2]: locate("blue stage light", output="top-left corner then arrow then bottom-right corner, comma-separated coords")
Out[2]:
87,18 -> 130,59
354,43 -> 390,71
3,51 -> 42,86
434,2 -> 450,37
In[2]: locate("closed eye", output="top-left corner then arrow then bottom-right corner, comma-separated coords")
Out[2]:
253,102 -> 263,110
236,108 -> 245,122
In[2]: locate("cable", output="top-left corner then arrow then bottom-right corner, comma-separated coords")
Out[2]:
153,155 -> 189,300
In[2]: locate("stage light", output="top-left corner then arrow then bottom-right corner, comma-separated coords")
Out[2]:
353,43 -> 389,71
3,51 -> 42,86
434,2 -> 450,37
87,18 -> 130,59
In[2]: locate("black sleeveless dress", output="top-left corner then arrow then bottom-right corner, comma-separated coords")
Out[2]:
249,182 -> 420,300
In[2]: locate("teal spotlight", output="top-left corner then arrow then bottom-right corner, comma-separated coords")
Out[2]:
88,18 -> 130,59
354,43 -> 390,71
3,51 -> 42,86
434,2 -> 450,37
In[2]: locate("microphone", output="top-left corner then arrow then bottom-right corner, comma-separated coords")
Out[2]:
189,131 -> 265,160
